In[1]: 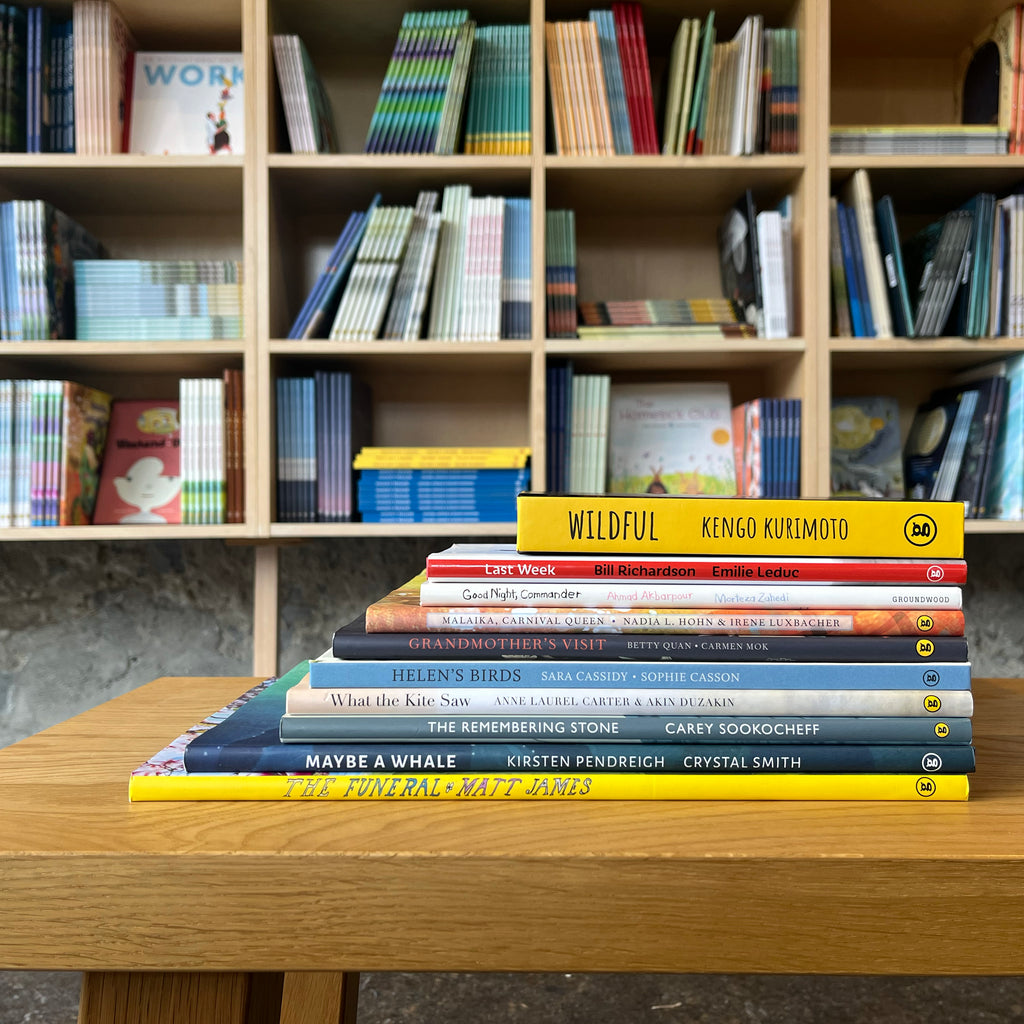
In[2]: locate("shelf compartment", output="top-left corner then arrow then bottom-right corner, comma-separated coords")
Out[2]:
110,0 -> 241,49
829,337 -> 1024,372
267,0 -> 532,155
267,163 -> 532,341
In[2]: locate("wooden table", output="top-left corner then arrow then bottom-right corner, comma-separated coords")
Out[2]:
0,676 -> 1022,1024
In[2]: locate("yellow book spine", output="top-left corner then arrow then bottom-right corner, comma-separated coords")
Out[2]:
516,494 -> 965,559
355,447 -> 531,469
128,772 -> 969,802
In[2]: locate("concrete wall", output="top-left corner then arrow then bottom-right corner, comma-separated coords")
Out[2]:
2,534 -> 1023,749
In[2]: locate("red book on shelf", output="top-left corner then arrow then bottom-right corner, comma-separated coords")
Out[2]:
611,3 -> 645,153
626,1 -> 659,153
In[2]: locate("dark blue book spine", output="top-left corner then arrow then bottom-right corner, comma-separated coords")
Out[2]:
844,202 -> 876,337
836,200 -> 866,336
184,739 -> 976,775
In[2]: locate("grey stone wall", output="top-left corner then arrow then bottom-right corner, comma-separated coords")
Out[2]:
1,533 -> 1022,749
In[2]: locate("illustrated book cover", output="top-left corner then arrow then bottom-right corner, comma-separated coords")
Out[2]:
93,400 -> 181,524
128,52 -> 244,155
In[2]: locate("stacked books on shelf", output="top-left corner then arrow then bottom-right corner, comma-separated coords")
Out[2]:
545,6 -> 798,156
126,51 -> 245,156
0,201 -> 106,340
0,371 -> 245,527
352,446 -> 529,524
363,11 -> 529,156
74,260 -> 244,341
287,187 -> 531,342
0,378 -> 111,526
129,493 -> 971,802
72,0 -> 135,154
576,300 -> 756,339
732,395 -> 802,497
545,209 -> 577,339
829,168 -> 1024,340
830,125 -> 1009,156
544,370 -> 800,500
271,35 -> 338,155
274,371 -> 371,524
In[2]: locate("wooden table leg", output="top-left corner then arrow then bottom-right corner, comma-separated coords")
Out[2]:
78,971 -> 253,1024
78,971 -> 359,1024
279,971 -> 360,1024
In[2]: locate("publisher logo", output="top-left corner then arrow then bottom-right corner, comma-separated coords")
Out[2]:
915,777 -> 938,798
926,564 -> 945,581
916,614 -> 935,632
923,694 -> 943,713
916,638 -> 935,657
922,669 -> 940,687
934,722 -> 950,739
904,514 -> 938,547
921,752 -> 943,772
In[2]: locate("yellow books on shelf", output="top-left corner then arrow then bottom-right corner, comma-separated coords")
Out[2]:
516,494 -> 965,558
128,770 -> 968,802
354,446 -> 531,469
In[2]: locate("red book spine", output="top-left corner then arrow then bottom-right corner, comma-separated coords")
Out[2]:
424,553 -> 970,584
629,2 -> 659,153
612,3 -> 643,153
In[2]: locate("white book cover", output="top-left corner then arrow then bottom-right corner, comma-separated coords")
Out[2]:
756,210 -> 789,338
128,52 -> 244,155
607,381 -> 737,495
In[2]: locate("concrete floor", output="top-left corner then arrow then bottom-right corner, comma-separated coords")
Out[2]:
4,971 -> 1024,1023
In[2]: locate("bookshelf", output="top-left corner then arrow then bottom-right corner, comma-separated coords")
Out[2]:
0,0 -> 1019,675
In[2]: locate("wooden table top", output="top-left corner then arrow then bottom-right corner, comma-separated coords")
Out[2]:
0,675 -> 1022,976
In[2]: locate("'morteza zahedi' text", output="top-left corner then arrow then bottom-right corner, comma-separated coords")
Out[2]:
567,509 -> 850,543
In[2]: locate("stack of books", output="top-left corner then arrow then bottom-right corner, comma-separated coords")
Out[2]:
74,260 -> 244,341
545,209 -> 577,339
271,35 -> 338,155
0,200 -> 106,340
352,445 -> 529,524
830,125 -> 1009,156
130,492 -> 972,802
0,378 -> 111,526
287,187 -> 531,342
363,12 -> 529,156
274,371 -> 371,524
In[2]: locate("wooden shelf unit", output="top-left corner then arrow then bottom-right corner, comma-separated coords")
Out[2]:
0,0 -> 1019,673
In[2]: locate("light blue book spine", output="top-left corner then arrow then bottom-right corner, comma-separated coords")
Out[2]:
985,354 -> 1024,519
0,380 -> 11,526
590,10 -> 633,154
309,658 -> 973,690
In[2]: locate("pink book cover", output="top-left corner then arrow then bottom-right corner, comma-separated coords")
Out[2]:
93,399 -> 182,524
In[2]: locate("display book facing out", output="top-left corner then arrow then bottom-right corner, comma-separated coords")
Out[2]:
129,494 -> 972,801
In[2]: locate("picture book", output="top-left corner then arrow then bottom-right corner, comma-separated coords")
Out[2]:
830,396 -> 905,499
607,382 -> 737,496
364,573 -> 967,637
93,400 -> 181,525
515,493 -> 965,559
128,52 -> 244,155
58,381 -> 113,525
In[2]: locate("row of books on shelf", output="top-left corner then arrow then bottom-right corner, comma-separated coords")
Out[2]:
545,370 -> 800,500
1,0 -> 246,155
288,187 -> 531,342
831,358 -> 1024,519
0,198 -> 244,341
546,9 -> 797,157
546,190 -> 793,341
129,491 -> 972,802
0,371 -> 243,527
830,168 -> 1024,340
362,14 -> 530,156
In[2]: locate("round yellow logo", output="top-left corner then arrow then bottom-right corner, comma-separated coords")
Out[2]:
916,638 -> 935,657
934,722 -> 950,738
916,614 -> 935,632
923,694 -> 943,713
